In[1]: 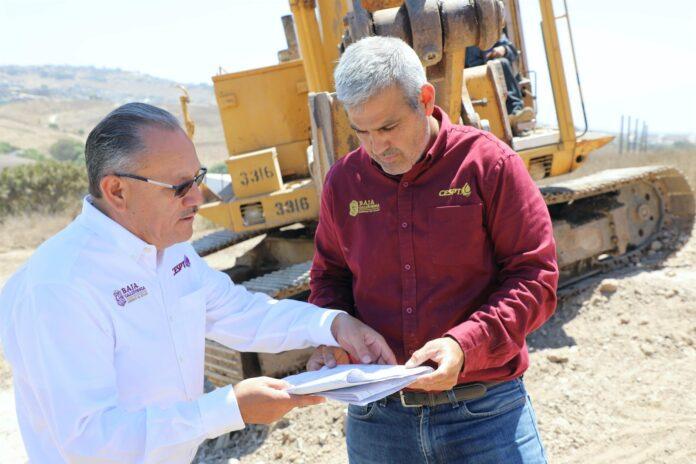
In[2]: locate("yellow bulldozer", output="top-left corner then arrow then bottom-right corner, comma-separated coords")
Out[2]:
183,0 -> 694,386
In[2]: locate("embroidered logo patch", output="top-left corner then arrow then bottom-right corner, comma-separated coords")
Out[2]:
172,255 -> 191,276
113,283 -> 148,307
348,199 -> 381,217
438,183 -> 471,197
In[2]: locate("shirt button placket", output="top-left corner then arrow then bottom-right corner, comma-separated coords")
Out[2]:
398,178 -> 418,357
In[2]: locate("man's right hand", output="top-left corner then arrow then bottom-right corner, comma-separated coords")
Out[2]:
233,377 -> 325,424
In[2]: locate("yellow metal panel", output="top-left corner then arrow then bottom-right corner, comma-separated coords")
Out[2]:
317,0 -> 348,79
275,140 -> 310,177
213,60 -> 310,156
539,0 -> 575,152
463,64 -> 511,143
197,201 -> 235,230
226,148 -> 283,199
227,179 -> 319,233
572,134 -> 614,170
289,0 -> 332,92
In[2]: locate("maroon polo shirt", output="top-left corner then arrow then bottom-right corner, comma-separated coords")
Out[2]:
309,107 -> 558,384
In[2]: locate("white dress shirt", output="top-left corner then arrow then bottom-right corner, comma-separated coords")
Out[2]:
0,198 -> 342,463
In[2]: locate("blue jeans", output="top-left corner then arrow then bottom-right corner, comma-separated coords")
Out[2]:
346,378 -> 547,464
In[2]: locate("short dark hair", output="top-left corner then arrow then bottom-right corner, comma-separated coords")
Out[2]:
84,102 -> 181,198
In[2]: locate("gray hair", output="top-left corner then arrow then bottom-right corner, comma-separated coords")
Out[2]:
334,36 -> 427,110
85,102 -> 181,198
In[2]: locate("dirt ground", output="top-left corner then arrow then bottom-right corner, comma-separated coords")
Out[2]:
1,148 -> 694,463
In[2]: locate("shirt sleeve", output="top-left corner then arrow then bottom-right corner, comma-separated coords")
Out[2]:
196,253 -> 342,352
13,283 -> 244,463
445,151 -> 559,375
308,175 -> 356,312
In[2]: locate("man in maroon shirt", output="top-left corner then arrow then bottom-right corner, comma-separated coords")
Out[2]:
307,36 -> 558,463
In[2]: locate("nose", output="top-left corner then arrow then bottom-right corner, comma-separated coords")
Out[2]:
369,132 -> 391,156
183,181 -> 205,207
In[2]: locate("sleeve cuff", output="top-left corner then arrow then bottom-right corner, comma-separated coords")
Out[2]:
445,321 -> 488,376
198,385 -> 245,439
307,309 -> 345,347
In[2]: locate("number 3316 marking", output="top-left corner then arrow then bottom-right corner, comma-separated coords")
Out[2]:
275,197 -> 310,215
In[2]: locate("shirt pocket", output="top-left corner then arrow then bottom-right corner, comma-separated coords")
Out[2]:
427,203 -> 486,266
175,288 -> 207,344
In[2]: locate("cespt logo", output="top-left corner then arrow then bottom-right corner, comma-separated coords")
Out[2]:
172,255 -> 191,276
439,183 -> 472,197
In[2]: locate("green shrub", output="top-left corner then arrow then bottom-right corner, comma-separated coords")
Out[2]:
0,141 -> 19,154
49,139 -> 84,163
0,160 -> 88,219
18,148 -> 47,161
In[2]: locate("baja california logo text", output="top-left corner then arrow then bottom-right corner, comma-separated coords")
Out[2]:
113,283 -> 148,307
348,199 -> 381,217
172,255 -> 191,276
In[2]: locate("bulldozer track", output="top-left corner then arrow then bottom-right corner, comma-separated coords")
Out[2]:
191,229 -> 261,257
547,166 -> 694,302
242,261 -> 313,299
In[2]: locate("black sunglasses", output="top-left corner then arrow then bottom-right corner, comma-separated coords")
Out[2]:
114,167 -> 207,198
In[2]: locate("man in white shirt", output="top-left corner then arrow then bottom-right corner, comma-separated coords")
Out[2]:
0,102 -> 396,463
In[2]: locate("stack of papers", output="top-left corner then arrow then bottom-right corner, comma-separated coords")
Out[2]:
283,364 -> 433,406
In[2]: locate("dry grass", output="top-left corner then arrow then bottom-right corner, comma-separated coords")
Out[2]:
554,146 -> 696,187
0,209 -> 78,252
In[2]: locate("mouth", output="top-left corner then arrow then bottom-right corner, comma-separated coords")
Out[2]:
379,151 -> 400,162
179,208 -> 198,222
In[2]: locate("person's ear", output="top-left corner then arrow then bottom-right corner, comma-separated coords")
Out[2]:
100,175 -> 129,212
420,83 -> 436,116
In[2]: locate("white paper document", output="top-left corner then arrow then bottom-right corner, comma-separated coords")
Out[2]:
283,364 -> 434,406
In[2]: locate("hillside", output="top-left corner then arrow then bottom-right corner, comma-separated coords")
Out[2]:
0,65 -> 228,167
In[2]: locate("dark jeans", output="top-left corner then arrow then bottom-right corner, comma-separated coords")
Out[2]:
496,58 -> 524,114
346,378 -> 547,464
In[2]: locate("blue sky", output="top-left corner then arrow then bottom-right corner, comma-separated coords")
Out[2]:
1,0 -> 694,134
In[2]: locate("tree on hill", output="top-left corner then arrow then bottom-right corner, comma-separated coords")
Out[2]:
49,139 -> 84,162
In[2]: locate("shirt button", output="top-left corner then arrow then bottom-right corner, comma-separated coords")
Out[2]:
406,307 -> 413,314
402,181 -> 409,188
401,222 -> 408,228
178,356 -> 184,362
404,264 -> 411,271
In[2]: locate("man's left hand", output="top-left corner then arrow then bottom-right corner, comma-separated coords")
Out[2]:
330,313 -> 397,365
404,337 -> 464,391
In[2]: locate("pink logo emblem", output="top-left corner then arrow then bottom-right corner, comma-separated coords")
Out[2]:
172,255 -> 191,276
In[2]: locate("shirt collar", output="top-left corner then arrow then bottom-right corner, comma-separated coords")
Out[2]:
424,106 -> 452,163
77,196 -> 157,264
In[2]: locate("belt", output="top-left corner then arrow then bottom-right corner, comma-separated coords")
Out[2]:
388,381 -> 503,408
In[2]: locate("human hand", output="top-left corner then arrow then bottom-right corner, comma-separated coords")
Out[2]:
330,313 -> 397,365
485,45 -> 507,60
307,345 -> 351,371
233,377 -> 325,424
404,337 -> 464,391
